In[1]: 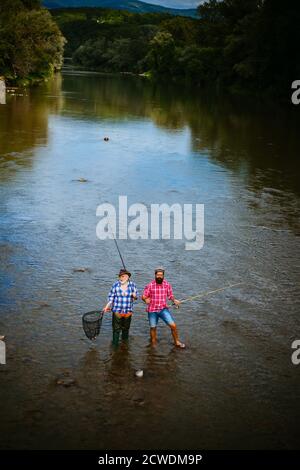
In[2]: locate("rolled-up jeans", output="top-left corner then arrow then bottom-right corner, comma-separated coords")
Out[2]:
148,308 -> 175,328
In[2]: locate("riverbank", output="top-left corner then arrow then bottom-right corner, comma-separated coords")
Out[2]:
0,77 -> 5,104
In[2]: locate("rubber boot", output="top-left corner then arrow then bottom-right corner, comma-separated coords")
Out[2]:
112,330 -> 120,347
121,329 -> 129,341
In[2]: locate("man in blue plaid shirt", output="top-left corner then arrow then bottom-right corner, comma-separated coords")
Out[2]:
104,268 -> 138,346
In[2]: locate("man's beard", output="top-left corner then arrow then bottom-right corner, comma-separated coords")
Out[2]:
120,280 -> 128,285
155,278 -> 163,284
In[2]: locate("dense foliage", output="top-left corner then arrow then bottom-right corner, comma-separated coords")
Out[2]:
195,0 -> 300,94
1,0 -> 299,95
51,1 -> 300,95
0,0 -> 65,84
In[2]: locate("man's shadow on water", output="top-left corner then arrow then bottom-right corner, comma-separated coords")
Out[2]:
77,339 -> 134,393
103,340 -> 182,447
104,339 -> 180,406
77,338 -> 182,446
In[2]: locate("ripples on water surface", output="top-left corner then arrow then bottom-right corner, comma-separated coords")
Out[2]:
0,73 -> 299,449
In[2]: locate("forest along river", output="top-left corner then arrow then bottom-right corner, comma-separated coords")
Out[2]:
0,72 -> 299,449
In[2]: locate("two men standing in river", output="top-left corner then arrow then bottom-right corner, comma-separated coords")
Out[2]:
104,267 -> 185,349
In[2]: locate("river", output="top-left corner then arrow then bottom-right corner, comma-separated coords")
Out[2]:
0,72 -> 299,449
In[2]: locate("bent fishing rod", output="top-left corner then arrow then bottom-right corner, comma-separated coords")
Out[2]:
179,282 -> 243,303
169,282 -> 243,308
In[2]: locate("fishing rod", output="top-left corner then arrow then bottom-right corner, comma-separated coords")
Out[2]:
178,282 -> 243,305
106,221 -> 242,303
113,237 -> 126,270
107,221 -> 127,270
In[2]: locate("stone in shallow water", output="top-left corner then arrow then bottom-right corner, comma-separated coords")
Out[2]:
73,267 -> 90,273
72,177 -> 89,183
132,394 -> 146,406
36,301 -> 50,308
55,372 -> 77,387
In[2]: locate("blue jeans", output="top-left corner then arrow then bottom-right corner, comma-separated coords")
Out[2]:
148,308 -> 175,328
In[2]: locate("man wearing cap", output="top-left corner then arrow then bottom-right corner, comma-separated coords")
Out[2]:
104,269 -> 138,346
142,268 -> 185,348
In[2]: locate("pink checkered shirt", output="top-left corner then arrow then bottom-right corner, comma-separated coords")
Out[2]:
143,279 -> 175,313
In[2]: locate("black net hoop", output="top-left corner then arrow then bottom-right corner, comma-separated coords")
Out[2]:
82,310 -> 104,340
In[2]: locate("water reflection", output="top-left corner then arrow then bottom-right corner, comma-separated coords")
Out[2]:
1,72 -> 299,196
48,72 -> 300,199
0,78 -> 63,180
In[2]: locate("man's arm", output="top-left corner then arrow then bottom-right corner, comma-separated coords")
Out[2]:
132,283 -> 138,301
103,301 -> 111,312
104,284 -> 115,312
168,283 -> 180,308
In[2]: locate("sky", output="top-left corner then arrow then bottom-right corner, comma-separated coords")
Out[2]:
142,0 -> 204,9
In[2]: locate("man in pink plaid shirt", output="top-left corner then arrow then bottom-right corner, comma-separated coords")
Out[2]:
142,268 -> 185,348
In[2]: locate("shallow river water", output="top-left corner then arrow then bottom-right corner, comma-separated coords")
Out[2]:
0,72 -> 299,449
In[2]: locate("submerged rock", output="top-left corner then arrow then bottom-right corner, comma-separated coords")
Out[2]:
55,373 -> 77,388
36,301 -> 50,308
73,267 -> 90,273
133,396 -> 145,406
72,177 -> 89,183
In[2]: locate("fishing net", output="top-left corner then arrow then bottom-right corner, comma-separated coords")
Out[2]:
82,310 -> 104,340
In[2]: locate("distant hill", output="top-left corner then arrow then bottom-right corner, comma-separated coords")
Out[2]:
42,1 -> 198,18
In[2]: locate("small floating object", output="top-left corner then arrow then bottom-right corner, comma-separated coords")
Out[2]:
77,177 -> 88,182
55,375 -> 77,387
104,137 -> 109,141
73,267 -> 89,273
71,178 -> 89,183
135,369 -> 144,378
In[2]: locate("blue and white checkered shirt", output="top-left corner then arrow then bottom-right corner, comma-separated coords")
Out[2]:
108,280 -> 138,314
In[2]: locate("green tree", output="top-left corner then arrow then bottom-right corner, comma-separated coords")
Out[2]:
196,0 -> 300,94
146,31 -> 177,77
178,45 -> 222,83
160,17 -> 199,45
73,38 -> 108,69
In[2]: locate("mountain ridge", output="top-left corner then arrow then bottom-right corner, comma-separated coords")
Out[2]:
42,0 -> 198,18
